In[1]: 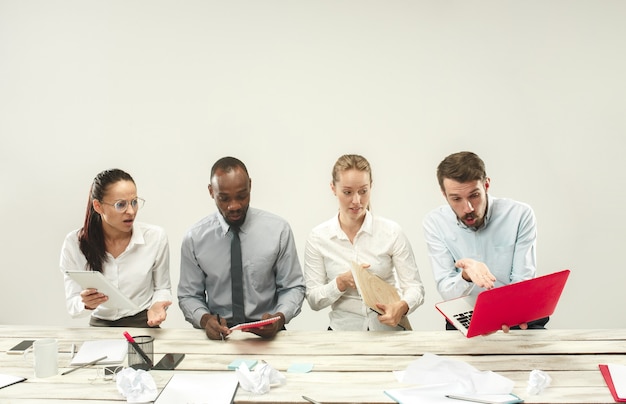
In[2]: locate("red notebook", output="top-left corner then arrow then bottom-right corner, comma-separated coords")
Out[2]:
599,364 -> 626,402
229,316 -> 281,331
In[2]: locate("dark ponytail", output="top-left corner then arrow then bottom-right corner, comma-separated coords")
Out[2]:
78,169 -> 134,272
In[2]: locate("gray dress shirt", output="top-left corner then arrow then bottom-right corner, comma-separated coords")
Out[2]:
178,207 -> 305,328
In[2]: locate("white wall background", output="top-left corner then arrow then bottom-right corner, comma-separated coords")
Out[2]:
1,0 -> 625,331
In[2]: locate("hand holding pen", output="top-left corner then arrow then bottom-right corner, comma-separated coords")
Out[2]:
216,314 -> 226,342
200,312 -> 229,340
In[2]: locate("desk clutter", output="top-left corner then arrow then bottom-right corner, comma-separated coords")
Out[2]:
1,326 -> 626,403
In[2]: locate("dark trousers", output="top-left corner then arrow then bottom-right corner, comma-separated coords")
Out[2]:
89,309 -> 158,328
445,316 -> 550,331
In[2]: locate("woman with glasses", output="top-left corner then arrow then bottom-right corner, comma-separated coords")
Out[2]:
60,169 -> 172,328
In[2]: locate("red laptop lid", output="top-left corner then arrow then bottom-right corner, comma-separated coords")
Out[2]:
467,269 -> 570,337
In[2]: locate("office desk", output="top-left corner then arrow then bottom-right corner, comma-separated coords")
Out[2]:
0,325 -> 623,403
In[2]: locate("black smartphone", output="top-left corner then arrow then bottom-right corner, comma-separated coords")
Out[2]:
7,340 -> 35,355
152,353 -> 185,370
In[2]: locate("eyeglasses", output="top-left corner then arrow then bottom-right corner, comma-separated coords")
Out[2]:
99,198 -> 145,212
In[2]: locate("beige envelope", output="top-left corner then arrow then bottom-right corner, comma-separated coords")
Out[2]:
351,262 -> 412,331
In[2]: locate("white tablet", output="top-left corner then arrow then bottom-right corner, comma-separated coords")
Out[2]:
65,271 -> 139,310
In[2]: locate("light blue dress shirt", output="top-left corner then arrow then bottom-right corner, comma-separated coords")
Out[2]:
178,207 -> 305,328
423,194 -> 537,300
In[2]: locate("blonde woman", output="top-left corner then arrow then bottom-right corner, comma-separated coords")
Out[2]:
304,154 -> 424,331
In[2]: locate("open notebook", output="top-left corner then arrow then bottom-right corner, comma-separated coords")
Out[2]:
436,269 -> 570,338
70,339 -> 128,366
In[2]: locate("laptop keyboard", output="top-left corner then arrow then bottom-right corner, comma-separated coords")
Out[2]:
454,310 -> 474,329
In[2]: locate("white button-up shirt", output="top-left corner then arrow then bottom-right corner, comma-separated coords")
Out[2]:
60,222 -> 172,320
304,211 -> 424,331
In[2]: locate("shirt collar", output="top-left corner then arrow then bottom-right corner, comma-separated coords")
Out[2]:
128,222 -> 145,246
332,210 -> 373,240
216,212 -> 247,236
455,193 -> 493,231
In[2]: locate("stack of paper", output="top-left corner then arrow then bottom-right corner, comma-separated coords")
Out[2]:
600,364 -> 626,402
70,340 -> 128,366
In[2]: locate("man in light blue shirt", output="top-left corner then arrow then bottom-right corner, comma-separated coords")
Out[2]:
423,151 -> 545,332
178,157 -> 305,339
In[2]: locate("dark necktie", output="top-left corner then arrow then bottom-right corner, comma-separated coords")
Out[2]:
230,226 -> 245,325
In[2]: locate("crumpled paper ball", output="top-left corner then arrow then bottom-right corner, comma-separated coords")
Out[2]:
527,369 -> 551,395
116,367 -> 158,403
235,361 -> 286,394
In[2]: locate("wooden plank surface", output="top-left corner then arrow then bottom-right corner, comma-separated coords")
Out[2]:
0,326 -> 623,403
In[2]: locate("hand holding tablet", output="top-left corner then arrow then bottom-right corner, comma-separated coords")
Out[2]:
65,271 -> 139,310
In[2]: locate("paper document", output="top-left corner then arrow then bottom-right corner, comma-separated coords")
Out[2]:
0,374 -> 26,389
155,372 -> 239,404
70,340 -> 128,366
385,386 -> 523,404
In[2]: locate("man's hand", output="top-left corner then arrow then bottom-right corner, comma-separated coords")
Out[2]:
245,312 -> 285,339
374,301 -> 409,328
501,323 -> 528,333
201,313 -> 230,340
147,301 -> 172,327
456,258 -> 496,289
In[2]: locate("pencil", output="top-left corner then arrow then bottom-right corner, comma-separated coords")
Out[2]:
62,355 -> 108,375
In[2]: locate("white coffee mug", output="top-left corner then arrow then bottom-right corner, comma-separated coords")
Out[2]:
25,338 -> 58,378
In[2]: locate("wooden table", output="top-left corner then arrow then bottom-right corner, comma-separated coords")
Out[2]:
0,325 -> 623,403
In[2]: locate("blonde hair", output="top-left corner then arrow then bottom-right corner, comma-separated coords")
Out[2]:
331,154 -> 372,184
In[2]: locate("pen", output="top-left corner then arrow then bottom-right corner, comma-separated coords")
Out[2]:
216,314 -> 225,342
445,394 -> 523,404
302,395 -> 322,404
61,355 -> 107,375
123,331 -> 153,367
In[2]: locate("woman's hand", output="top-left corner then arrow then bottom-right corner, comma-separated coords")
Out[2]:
81,288 -> 107,310
374,300 -> 409,328
336,262 -> 370,292
147,301 -> 172,327
336,271 -> 356,292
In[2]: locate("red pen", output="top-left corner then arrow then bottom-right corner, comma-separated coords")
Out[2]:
123,331 -> 153,368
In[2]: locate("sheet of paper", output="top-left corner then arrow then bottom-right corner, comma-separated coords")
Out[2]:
155,372 -> 239,404
70,339 -> 128,365
385,384 -> 464,403
608,364 -> 626,399
385,386 -> 523,404
0,374 -> 26,389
